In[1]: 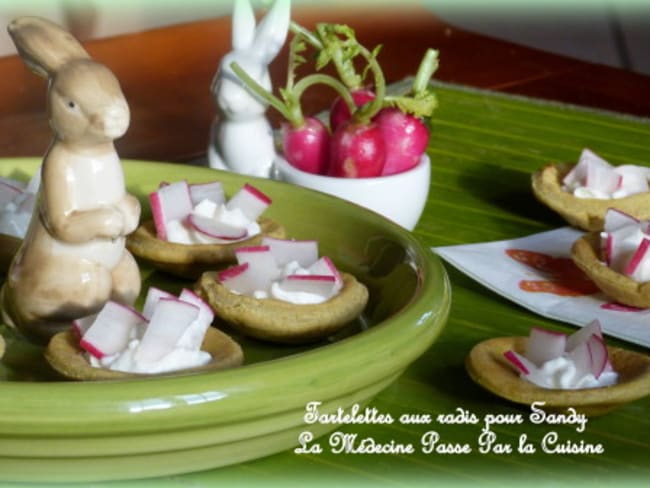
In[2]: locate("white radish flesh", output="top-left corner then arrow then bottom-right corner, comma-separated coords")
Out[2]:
177,288 -> 215,349
235,245 -> 282,283
603,208 -> 640,233
218,262 -> 269,295
566,319 -> 603,352
135,298 -> 199,363
226,183 -> 271,221
80,301 -> 145,359
189,181 -> 225,206
586,334 -> 608,379
261,237 -> 319,267
525,327 -> 567,367
142,286 -> 177,321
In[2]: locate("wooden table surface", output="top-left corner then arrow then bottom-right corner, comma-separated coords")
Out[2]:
0,3 -> 648,163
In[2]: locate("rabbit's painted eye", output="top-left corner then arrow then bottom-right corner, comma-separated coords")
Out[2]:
67,101 -> 76,109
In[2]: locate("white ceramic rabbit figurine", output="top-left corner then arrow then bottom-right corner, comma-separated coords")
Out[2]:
207,0 -> 290,177
1,16 -> 141,343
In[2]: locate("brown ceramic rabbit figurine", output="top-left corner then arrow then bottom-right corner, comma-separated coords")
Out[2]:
1,17 -> 141,343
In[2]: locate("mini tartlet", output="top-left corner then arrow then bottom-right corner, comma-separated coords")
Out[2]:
195,271 -> 369,343
531,162 -> 650,231
466,336 -> 650,416
126,217 -> 286,279
45,326 -> 243,381
571,231 -> 650,308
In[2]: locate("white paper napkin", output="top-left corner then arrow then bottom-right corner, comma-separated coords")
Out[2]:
434,227 -> 650,348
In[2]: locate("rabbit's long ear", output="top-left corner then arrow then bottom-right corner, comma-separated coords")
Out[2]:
252,0 -> 290,63
7,16 -> 90,78
232,0 -> 256,50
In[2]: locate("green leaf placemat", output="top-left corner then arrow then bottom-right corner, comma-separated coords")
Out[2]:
9,83 -> 650,488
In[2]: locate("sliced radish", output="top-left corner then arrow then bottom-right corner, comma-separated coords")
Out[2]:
135,298 -> 199,363
566,341 -> 593,379
525,327 -> 567,367
565,320 -> 603,355
80,301 -> 145,359
225,183 -> 271,221
177,288 -> 215,349
189,181 -> 225,207
308,256 -> 343,293
278,274 -> 337,297
142,286 -> 176,321
624,238 -> 650,279
149,180 -> 193,241
219,262 -> 269,295
604,208 -> 640,233
615,165 -> 650,196
235,245 -> 281,283
0,180 -> 23,205
186,213 -> 248,241
606,224 -> 644,272
586,162 -> 621,194
586,334 -> 608,379
504,350 -> 532,375
261,237 -> 319,267
72,313 -> 97,339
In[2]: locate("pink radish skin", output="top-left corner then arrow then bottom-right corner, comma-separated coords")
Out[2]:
624,238 -> 650,278
149,181 -> 193,241
329,88 -> 376,132
374,108 -> 429,176
586,334 -> 608,379
329,121 -> 386,178
226,184 -> 271,221
504,350 -> 531,375
281,117 -> 331,175
261,237 -> 319,267
186,213 -> 248,241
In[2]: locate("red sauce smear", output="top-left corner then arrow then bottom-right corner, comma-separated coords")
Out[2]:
506,249 -> 599,297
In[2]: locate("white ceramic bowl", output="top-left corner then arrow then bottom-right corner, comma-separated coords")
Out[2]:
273,154 -> 430,230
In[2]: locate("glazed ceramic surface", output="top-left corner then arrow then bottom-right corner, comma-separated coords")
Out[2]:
274,154 -> 431,230
0,158 -> 450,482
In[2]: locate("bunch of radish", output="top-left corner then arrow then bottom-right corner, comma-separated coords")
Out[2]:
74,287 -> 214,373
562,148 -> 650,199
600,208 -> 650,281
504,320 -> 618,389
230,22 -> 439,178
150,180 -> 271,244
218,237 -> 342,304
0,173 -> 40,238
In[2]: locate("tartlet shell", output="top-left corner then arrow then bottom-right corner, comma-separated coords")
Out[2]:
531,162 -> 650,231
571,231 -> 650,308
45,326 -> 243,381
196,271 -> 369,344
126,218 -> 286,278
466,336 -> 650,416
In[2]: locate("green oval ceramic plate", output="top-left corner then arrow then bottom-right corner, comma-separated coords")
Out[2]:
0,158 -> 451,483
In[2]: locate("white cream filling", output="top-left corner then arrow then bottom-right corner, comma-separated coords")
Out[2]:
524,356 -> 618,390
89,337 -> 211,374
246,261 -> 335,305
